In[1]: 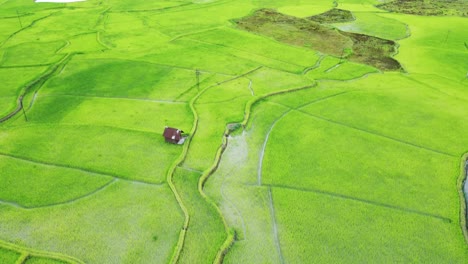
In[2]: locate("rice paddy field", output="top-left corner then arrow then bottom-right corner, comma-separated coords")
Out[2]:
0,0 -> 467,263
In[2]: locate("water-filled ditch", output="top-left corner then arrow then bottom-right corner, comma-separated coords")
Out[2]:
464,160 -> 468,228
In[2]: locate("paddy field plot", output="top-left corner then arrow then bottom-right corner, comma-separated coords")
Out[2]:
1,0 -> 468,263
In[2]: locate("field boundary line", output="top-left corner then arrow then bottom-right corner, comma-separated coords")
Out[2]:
108,2 -> 193,14
0,12 -> 58,48
198,82 -> 319,262
15,252 -> 28,264
0,239 -> 84,264
38,93 -> 188,104
117,0 -> 234,15
458,152 -> 468,244
220,170 -> 247,241
117,58 -> 237,77
267,187 -> 285,264
6,123 -> 161,137
266,184 -> 451,222
196,95 -> 252,105
181,38 -> 305,71
166,66 -> 256,263
257,109 -> 292,186
0,64 -> 53,69
0,53 -> 73,124
198,126 -> 235,264
241,84 -> 317,129
257,92 -> 349,186
0,152 -> 163,186
171,67 -> 264,263
0,179 -> 117,210
302,55 -> 325,74
170,26 -> 224,42
295,110 -> 456,157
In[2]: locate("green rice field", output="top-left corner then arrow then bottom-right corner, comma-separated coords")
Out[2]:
0,0 -> 467,263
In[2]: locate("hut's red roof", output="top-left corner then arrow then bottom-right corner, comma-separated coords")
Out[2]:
163,127 -> 182,141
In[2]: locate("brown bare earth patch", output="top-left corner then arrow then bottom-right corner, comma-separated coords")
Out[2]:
235,9 -> 402,71
377,0 -> 468,17
308,8 -> 355,23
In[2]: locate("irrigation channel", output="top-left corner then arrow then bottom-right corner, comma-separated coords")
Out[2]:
464,159 -> 468,229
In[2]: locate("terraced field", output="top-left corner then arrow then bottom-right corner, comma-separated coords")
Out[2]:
0,0 -> 467,263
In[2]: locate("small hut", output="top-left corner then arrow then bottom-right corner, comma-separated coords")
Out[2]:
163,126 -> 184,144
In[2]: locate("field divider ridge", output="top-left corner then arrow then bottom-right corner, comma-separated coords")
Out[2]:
0,178 -> 117,210
0,152 -> 162,186
294,110 -> 456,157
265,183 -> 451,222
458,152 -> 468,244
166,66 -> 257,263
174,66 -> 264,263
196,80 -> 319,262
15,252 -> 28,264
0,239 -> 84,264
0,53 -> 74,124
0,12 -> 59,48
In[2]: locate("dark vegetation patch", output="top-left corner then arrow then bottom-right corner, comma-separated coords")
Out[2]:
236,9 -> 352,56
308,8 -> 354,23
377,0 -> 468,17
341,31 -> 401,71
236,9 -> 402,71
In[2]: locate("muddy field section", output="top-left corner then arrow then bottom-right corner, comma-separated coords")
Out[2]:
235,9 -> 402,71
377,0 -> 468,17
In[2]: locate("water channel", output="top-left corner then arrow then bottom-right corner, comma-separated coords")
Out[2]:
464,160 -> 468,228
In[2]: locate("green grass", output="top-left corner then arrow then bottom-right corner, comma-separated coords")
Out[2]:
59,33 -> 107,54
0,67 -> 48,97
0,97 -> 16,117
24,257 -> 68,264
26,95 -> 193,133
100,12 -> 170,52
273,187 -> 468,263
246,67 -> 314,95
1,41 -> 65,66
205,89 -> 354,263
394,15 -> 468,79
181,28 -> 321,73
300,74 -> 468,155
0,247 -> 20,264
0,154 -> 113,208
1,0 -> 468,263
41,58 -> 202,100
185,97 -> 247,171
262,110 -> 458,216
173,168 -> 226,263
143,40 -> 260,75
0,125 -> 180,184
306,59 -> 378,80
0,181 -> 183,263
